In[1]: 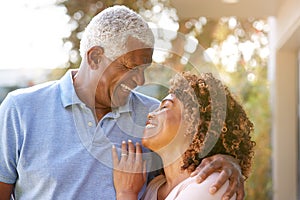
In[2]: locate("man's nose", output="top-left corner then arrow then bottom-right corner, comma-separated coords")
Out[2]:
133,68 -> 145,86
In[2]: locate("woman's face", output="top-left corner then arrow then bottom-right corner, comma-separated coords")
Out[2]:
142,94 -> 187,152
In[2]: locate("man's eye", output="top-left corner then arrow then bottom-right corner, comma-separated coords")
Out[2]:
120,64 -> 130,71
131,67 -> 139,72
122,65 -> 133,71
121,64 -> 138,72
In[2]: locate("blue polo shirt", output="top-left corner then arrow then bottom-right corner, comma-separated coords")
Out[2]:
0,70 -> 161,199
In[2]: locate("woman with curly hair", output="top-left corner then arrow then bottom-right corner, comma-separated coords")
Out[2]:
112,72 -> 255,200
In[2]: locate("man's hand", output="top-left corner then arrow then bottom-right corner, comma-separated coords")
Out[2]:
190,154 -> 245,200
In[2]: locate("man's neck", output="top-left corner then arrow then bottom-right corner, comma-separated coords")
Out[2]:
73,70 -> 96,107
94,107 -> 112,121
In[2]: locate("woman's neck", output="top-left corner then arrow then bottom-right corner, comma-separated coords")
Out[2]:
157,155 -> 190,200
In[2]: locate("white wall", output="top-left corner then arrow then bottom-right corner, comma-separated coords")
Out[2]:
269,1 -> 300,199
271,50 -> 298,200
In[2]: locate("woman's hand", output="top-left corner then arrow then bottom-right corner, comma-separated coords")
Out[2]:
190,154 -> 244,200
112,140 -> 146,200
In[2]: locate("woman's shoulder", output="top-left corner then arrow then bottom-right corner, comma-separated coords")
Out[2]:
142,175 -> 166,200
169,172 -> 236,200
148,174 -> 166,187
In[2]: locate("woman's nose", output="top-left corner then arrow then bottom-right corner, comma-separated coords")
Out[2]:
147,112 -> 155,119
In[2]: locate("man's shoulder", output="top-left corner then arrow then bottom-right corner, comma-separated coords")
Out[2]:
4,80 -> 59,106
11,80 -> 57,95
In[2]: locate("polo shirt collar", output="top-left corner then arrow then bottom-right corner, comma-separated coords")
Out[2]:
112,92 -> 133,114
59,69 -> 133,115
59,70 -> 82,108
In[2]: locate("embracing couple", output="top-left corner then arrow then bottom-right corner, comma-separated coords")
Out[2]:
0,5 -> 255,200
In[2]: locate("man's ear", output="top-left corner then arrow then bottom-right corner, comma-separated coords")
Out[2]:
87,46 -> 104,70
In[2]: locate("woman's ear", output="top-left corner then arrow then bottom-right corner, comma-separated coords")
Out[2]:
87,46 -> 104,70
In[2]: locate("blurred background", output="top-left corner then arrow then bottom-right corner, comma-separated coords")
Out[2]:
0,0 -> 299,199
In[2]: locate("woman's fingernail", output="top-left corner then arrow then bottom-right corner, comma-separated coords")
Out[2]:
128,139 -> 132,143
112,144 -> 115,148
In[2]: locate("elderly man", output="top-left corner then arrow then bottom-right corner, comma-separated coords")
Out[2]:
0,5 -> 244,199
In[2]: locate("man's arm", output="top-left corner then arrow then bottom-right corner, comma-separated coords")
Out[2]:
190,154 -> 244,200
0,95 -> 18,200
0,182 -> 13,200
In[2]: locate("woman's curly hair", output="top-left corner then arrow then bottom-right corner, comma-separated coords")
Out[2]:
168,71 -> 256,179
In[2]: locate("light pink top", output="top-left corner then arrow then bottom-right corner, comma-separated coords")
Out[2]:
142,173 -> 236,200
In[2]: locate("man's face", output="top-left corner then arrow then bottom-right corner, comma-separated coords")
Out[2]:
95,47 -> 153,109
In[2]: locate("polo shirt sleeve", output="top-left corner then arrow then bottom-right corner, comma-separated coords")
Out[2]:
0,93 -> 21,184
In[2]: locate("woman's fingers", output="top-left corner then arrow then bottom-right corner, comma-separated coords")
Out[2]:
120,141 -> 128,161
112,145 -> 119,167
135,142 -> 142,162
112,141 -> 146,197
115,141 -> 144,173
128,140 -> 135,161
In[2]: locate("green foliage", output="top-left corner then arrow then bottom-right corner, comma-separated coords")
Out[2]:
57,0 -> 272,199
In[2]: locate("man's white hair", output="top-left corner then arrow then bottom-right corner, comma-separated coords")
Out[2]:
80,5 -> 154,61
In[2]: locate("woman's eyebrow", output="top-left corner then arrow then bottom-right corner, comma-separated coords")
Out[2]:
160,99 -> 174,105
161,94 -> 175,103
